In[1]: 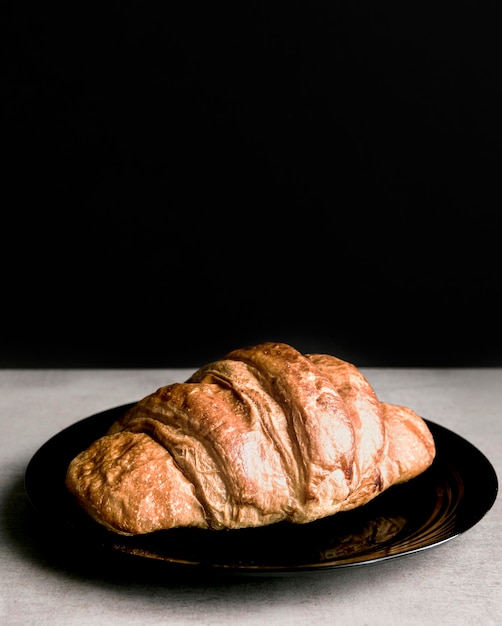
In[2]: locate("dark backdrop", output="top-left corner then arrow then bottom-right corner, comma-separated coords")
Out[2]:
3,2 -> 501,368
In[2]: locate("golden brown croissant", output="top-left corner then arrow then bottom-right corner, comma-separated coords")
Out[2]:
65,342 -> 436,535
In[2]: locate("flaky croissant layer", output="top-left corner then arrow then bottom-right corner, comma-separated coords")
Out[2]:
65,342 -> 436,535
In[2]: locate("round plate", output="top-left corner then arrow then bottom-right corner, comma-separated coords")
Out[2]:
25,403 -> 498,575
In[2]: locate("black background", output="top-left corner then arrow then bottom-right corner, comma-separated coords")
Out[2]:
3,2 -> 501,368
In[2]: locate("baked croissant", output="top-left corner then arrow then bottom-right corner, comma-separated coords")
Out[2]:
65,342 -> 436,536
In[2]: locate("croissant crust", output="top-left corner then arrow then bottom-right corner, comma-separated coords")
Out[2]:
65,342 -> 436,535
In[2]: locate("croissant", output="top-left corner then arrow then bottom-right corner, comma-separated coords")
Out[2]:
65,342 -> 436,535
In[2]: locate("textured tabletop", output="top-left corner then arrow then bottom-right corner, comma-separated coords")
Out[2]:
1,368 -> 500,626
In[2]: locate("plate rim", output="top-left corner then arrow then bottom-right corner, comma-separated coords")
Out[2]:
24,403 -> 499,575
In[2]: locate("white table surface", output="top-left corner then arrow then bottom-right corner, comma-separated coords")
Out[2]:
1,368 -> 500,626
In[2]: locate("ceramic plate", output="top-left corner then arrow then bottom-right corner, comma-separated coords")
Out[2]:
25,403 -> 498,575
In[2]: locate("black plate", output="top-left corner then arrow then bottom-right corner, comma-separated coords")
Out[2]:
25,403 -> 498,575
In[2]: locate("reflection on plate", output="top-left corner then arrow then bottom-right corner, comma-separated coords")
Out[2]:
25,403 -> 498,575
